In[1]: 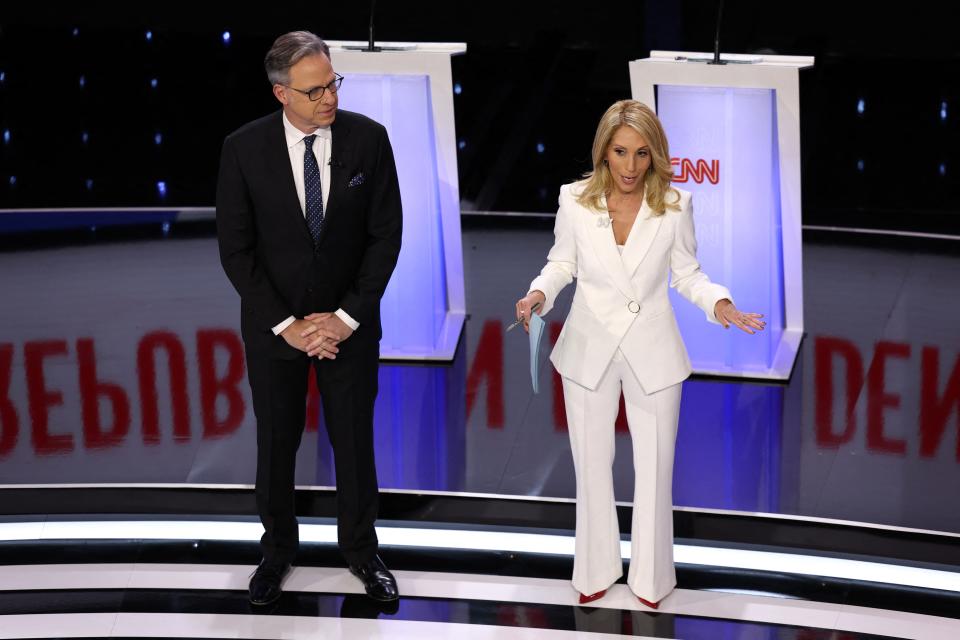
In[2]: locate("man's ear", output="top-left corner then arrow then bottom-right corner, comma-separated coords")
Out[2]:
272,84 -> 288,105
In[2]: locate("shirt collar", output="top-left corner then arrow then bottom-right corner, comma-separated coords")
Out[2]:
282,111 -> 332,149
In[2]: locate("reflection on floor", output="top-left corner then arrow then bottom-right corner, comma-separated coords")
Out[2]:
1,523 -> 958,640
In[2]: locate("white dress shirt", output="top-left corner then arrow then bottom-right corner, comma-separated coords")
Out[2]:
271,111 -> 359,337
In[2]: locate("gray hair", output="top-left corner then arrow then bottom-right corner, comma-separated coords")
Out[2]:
264,31 -> 331,86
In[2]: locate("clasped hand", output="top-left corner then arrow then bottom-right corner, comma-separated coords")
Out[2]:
280,313 -> 354,359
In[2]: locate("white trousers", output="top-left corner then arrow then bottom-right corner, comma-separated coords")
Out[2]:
562,349 -> 681,601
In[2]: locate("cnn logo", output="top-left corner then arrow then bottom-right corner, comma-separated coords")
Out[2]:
671,158 -> 720,185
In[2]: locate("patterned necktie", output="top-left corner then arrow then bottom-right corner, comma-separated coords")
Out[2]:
303,134 -> 324,244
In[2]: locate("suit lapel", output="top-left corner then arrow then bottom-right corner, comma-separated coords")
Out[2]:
266,113 -> 313,243
620,198 -> 664,278
324,116 -> 353,227
584,194 -> 636,300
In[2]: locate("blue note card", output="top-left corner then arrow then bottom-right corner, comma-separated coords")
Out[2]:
528,312 -> 545,394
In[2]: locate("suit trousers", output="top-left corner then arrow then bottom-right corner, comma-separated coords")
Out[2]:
245,337 -> 380,567
561,348 -> 681,601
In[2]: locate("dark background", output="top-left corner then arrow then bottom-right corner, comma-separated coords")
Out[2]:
1,1 -> 957,233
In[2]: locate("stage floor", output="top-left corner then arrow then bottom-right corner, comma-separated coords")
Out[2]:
1,219 -> 959,638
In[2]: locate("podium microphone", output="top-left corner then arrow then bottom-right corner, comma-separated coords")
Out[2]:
366,0 -> 381,52
345,0 -> 410,52
709,0 -> 727,65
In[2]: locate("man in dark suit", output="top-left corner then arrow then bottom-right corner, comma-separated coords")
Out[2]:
215,31 -> 402,606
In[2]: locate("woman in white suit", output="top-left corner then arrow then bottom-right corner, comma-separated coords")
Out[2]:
516,100 -> 764,609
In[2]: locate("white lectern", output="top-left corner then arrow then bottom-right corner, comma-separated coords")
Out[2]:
328,42 -> 467,361
630,51 -> 814,380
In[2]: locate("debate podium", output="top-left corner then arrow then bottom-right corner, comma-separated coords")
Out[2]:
328,42 -> 467,361
630,51 -> 814,380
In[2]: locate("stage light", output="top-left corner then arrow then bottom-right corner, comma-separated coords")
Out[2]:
536,142 -> 545,154
941,101 -> 948,122
0,71 -> 5,84
162,222 -> 171,235
146,30 -> 153,42
458,139 -> 466,150
857,159 -> 864,172
2,130 -> 9,145
81,132 -> 89,145
154,132 -> 163,146
156,181 -> 167,197
8,176 -> 15,186
222,31 -> 231,45
939,163 -> 947,177
85,179 -> 94,191
79,75 -> 86,89
150,78 -> 158,89
72,27 -> 79,37
856,98 -> 864,115
454,83 -> 462,95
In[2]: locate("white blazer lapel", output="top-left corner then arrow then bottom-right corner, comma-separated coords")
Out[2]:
584,195 -> 636,300
620,198 -> 664,278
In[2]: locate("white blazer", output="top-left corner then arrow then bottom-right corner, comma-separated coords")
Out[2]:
529,182 -> 732,393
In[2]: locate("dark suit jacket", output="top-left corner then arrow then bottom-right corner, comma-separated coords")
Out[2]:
216,109 -> 402,358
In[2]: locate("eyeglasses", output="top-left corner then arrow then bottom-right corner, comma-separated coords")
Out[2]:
285,73 -> 344,101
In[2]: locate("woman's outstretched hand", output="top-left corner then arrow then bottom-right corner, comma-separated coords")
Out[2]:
714,299 -> 766,334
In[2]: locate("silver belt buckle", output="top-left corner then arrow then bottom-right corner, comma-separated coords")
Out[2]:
627,300 -> 640,314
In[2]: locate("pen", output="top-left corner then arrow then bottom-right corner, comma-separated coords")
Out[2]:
506,302 -> 541,332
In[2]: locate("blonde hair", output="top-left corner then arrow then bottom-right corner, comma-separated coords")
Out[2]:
576,100 -> 680,216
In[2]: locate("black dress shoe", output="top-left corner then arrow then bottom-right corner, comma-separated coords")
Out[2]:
249,561 -> 291,606
349,555 -> 399,602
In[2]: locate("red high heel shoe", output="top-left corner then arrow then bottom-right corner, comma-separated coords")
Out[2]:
637,596 -> 659,609
578,589 -> 607,604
